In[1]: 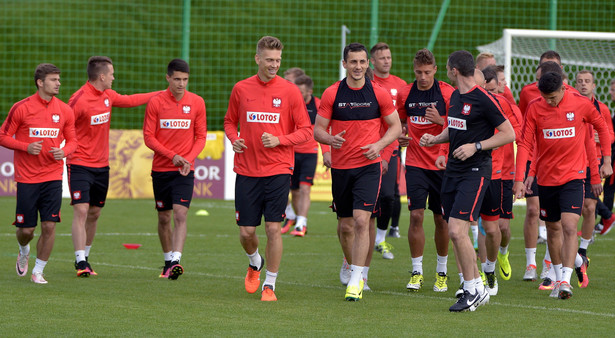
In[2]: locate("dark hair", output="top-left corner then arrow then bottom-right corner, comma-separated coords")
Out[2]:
87,56 -> 113,81
538,72 -> 563,94
540,50 -> 561,64
343,42 -> 368,61
167,58 -> 189,76
294,74 -> 313,89
34,63 -> 61,89
448,50 -> 475,77
414,48 -> 436,66
536,61 -> 563,80
370,42 -> 389,57
482,65 -> 498,84
495,65 -> 505,74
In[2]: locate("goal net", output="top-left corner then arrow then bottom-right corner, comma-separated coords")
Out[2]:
477,29 -> 615,106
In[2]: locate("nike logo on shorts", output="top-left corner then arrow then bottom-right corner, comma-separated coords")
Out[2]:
571,205 -> 580,209
51,214 -> 58,217
363,203 -> 374,206
180,198 -> 189,203
459,211 -> 469,215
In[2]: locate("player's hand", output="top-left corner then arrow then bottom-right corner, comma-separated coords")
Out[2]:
524,176 -> 535,195
591,183 -> 603,198
452,143 -> 477,161
398,135 -> 411,148
27,140 -> 43,155
425,104 -> 444,125
179,162 -> 191,176
360,143 -> 381,161
261,132 -> 280,148
513,181 -> 526,201
419,133 -> 436,147
172,154 -> 190,167
232,139 -> 248,153
322,152 -> 332,169
435,155 -> 446,170
381,159 -> 389,175
49,147 -> 65,160
331,130 -> 346,149
600,162 -> 613,178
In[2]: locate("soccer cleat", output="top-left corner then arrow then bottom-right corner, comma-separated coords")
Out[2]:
245,255 -> 263,294
31,272 -> 48,284
600,213 -> 615,235
523,264 -> 538,281
159,260 -> 172,278
363,278 -> 371,291
76,260 -> 91,277
16,252 -> 29,277
433,272 -> 448,292
280,219 -> 295,234
449,290 -> 480,312
86,260 -> 98,276
374,242 -> 394,260
549,281 -> 561,298
345,280 -> 364,301
540,260 -> 552,280
575,255 -> 589,288
480,271 -> 486,285
497,252 -> 512,280
537,236 -> 547,244
168,261 -> 184,280
539,278 -> 555,290
455,282 -> 464,298
340,259 -> 351,285
290,226 -> 306,237
387,227 -> 401,238
485,272 -> 498,296
261,284 -> 277,301
558,281 -> 573,299
406,271 -> 424,291
477,287 -> 490,309
594,223 -> 604,234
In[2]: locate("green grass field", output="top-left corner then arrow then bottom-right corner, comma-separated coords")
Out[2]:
1,197 -> 614,336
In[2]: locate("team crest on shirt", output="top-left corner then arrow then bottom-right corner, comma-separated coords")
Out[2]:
272,97 -> 282,108
566,112 -> 575,121
73,191 -> 81,200
16,214 -> 24,224
462,103 -> 472,115
390,89 -> 397,97
182,105 -> 191,114
104,98 -> 110,107
52,114 -> 60,123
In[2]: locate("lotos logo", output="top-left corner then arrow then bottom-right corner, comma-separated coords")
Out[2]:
182,105 -> 191,114
29,128 -> 59,138
160,119 -> 191,129
447,117 -> 467,130
91,112 -> 110,125
543,127 -> 575,139
410,116 -> 433,125
272,97 -> 282,108
247,111 -> 280,124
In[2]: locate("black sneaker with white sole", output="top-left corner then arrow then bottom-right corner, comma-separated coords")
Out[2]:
449,290 -> 480,312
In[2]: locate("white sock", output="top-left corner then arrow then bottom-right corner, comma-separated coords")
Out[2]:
459,272 -> 464,283
574,253 -> 583,268
474,277 -> 485,294
579,238 -> 590,250
296,216 -> 307,229
499,245 -> 508,255
481,262 -> 486,272
553,263 -> 562,282
19,244 -> 30,256
349,264 -> 364,287
84,245 -> 92,257
285,204 -> 296,220
436,255 -> 448,274
32,258 -> 47,275
375,228 -> 387,245
75,250 -> 86,263
544,244 -> 551,261
539,225 -> 547,238
362,266 -> 370,281
164,251 -> 173,262
264,270 -> 277,290
525,248 -> 537,266
547,262 -> 556,281
561,267 -> 573,284
464,280 -> 476,294
471,225 -> 479,243
485,259 -> 496,273
171,251 -> 182,263
247,249 -> 262,269
411,256 -> 423,275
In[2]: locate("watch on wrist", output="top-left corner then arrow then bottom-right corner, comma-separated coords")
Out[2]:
475,142 -> 482,152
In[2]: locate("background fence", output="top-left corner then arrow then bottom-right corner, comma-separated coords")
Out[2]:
2,0 -> 615,130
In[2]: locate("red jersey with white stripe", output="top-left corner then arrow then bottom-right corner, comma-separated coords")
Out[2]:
224,75 -> 312,177
143,89 -> 207,172
515,90 -> 611,186
67,81 -> 159,167
294,95 -> 321,154
0,93 -> 77,183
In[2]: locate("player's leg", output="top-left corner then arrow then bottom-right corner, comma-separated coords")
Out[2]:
291,153 -> 317,236
152,171 -> 174,278
68,164 -> 95,276
374,155 -> 397,258
405,166 -> 430,290
14,182 -> 39,278
31,181 -> 62,284
82,167 -> 109,274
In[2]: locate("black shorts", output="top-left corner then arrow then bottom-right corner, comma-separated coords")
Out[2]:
584,167 -> 597,199
480,179 -> 502,221
331,163 -> 381,218
538,179 -> 584,222
67,164 -> 110,207
152,170 -> 194,211
441,174 -> 489,223
380,153 -> 399,200
15,181 -> 62,228
500,179 -> 514,219
524,161 -> 540,198
406,166 -> 443,214
290,153 -> 318,190
235,174 -> 290,226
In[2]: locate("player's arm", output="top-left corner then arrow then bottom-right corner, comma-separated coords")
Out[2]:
513,106 -> 537,199
52,107 -> 78,160
587,103 -> 612,177
111,90 -> 164,108
0,107 -> 30,152
184,99 -> 208,164
223,86 -> 247,153
142,100 -> 175,160
360,89 -> 402,160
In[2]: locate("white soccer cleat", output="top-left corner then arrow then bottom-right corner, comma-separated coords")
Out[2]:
31,272 -> 48,284
340,259 -> 351,285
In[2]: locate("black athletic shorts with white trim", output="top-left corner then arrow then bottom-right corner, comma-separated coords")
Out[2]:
15,180 -> 62,228
441,174 -> 489,223
524,161 -> 540,198
235,174 -> 290,226
290,153 -> 318,190
405,165 -> 444,214
152,170 -> 195,211
480,179 -> 502,221
584,167 -> 598,199
67,164 -> 110,207
500,179 -> 514,219
538,179 -> 584,222
331,163 -> 381,218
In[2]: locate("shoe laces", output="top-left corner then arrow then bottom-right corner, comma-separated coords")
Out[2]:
380,242 -> 394,252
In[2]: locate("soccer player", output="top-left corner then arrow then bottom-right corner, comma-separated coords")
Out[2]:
601,78 -> 615,234
396,48 -> 454,292
0,63 -> 77,284
370,42 -> 407,258
314,42 -> 401,301
143,59 -> 207,280
514,71 -> 612,299
283,67 -> 305,84
224,36 -> 312,302
68,56 -> 160,277
420,50 -> 515,312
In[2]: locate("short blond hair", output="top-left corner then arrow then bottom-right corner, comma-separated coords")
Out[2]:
257,36 -> 284,55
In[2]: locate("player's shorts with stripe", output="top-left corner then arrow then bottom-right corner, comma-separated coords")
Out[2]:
235,174 -> 291,226
14,180 -> 62,228
380,152 -> 399,200
67,164 -> 110,207
500,179 -> 514,219
331,163 -> 381,218
537,179 -> 584,222
584,166 -> 598,199
152,170 -> 194,211
406,165 -> 444,214
441,174 -> 490,222
290,153 -> 317,190
480,179 -> 502,221
524,161 -> 539,198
